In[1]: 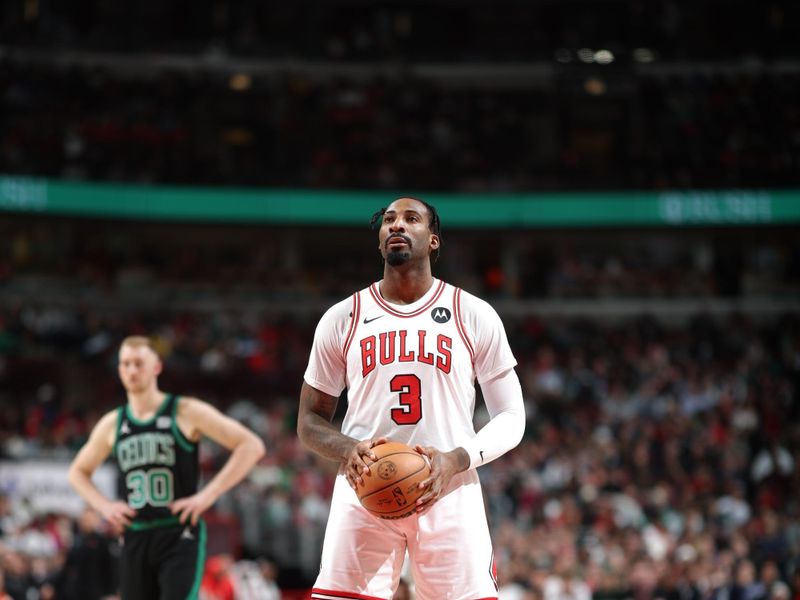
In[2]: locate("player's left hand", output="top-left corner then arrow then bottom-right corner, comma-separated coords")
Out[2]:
413,445 -> 469,513
170,490 -> 214,526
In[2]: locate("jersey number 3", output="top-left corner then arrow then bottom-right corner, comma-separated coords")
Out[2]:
390,374 -> 422,425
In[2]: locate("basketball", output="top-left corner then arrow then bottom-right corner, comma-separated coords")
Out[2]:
357,442 -> 431,519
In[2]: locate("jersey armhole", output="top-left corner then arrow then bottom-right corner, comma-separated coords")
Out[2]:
171,395 -> 197,453
111,407 -> 124,458
453,287 -> 475,364
342,291 -> 361,361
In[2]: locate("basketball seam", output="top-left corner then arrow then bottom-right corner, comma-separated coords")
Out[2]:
359,462 -> 427,501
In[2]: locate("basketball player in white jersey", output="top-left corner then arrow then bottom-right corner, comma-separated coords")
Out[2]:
298,197 -> 525,600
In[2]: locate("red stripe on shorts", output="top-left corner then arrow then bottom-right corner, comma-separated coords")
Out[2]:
311,588 -> 388,600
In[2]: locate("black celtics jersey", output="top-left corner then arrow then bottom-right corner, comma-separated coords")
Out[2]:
113,394 -> 199,527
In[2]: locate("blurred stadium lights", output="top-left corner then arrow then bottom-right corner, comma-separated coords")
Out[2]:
583,77 -> 607,95
3,45 -> 800,85
593,50 -> 614,64
228,73 -> 252,92
0,46 -> 554,88
577,48 -> 594,63
575,49 -> 615,65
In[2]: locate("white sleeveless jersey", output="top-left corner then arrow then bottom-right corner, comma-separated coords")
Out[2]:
304,278 -> 517,451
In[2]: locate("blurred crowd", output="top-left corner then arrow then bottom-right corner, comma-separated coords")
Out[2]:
1,296 -> 798,598
491,312 -> 800,599
1,0 -> 797,62
2,0 -> 799,597
0,500 -> 282,599
2,63 -> 800,191
2,217 -> 799,304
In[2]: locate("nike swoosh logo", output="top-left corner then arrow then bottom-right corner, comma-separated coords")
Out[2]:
479,451 -> 484,463
363,315 -> 385,324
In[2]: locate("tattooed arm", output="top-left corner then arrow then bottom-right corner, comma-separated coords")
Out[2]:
297,381 -> 385,490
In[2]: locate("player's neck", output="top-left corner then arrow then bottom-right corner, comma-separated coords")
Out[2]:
126,388 -> 166,420
379,265 -> 434,305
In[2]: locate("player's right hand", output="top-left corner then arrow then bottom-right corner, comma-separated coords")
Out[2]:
98,500 -> 136,534
344,437 -> 387,490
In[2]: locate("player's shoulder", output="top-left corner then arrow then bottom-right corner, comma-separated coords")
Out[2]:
87,408 -> 120,445
452,285 -> 500,318
322,294 -> 357,319
318,288 -> 367,328
174,395 -> 209,415
96,407 -> 121,429
174,396 -> 225,431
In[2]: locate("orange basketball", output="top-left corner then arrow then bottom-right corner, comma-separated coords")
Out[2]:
357,442 -> 431,519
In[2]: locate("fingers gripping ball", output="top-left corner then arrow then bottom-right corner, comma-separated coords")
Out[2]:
357,442 -> 431,519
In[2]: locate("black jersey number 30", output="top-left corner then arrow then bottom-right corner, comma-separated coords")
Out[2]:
390,374 -> 422,425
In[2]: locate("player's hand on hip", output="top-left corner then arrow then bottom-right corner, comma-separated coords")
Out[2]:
99,500 -> 136,534
413,445 -> 468,513
345,437 -> 387,490
170,490 -> 214,526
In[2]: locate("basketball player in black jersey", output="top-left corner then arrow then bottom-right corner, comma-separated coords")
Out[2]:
68,336 -> 265,600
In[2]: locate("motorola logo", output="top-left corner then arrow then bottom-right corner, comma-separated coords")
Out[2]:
431,307 -> 452,323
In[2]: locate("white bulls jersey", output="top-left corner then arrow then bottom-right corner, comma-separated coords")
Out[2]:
304,278 -> 517,451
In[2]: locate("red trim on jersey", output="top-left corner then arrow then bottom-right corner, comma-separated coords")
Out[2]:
342,292 -> 361,361
311,588 -> 388,600
453,287 -> 475,363
490,548 -> 499,591
368,279 -> 445,318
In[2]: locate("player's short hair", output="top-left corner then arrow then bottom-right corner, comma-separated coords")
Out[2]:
120,335 -> 160,358
370,197 -> 442,263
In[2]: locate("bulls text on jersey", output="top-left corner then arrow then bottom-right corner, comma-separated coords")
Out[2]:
360,329 -> 452,377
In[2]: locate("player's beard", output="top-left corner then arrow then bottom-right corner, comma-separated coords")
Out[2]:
386,249 -> 411,266
385,234 -> 412,266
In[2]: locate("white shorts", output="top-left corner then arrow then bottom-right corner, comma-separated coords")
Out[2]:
311,470 -> 498,600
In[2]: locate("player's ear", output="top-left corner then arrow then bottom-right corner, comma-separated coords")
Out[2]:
154,359 -> 163,376
430,234 -> 440,250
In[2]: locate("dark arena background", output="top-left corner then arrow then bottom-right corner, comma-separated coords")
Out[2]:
1,1 -> 800,599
